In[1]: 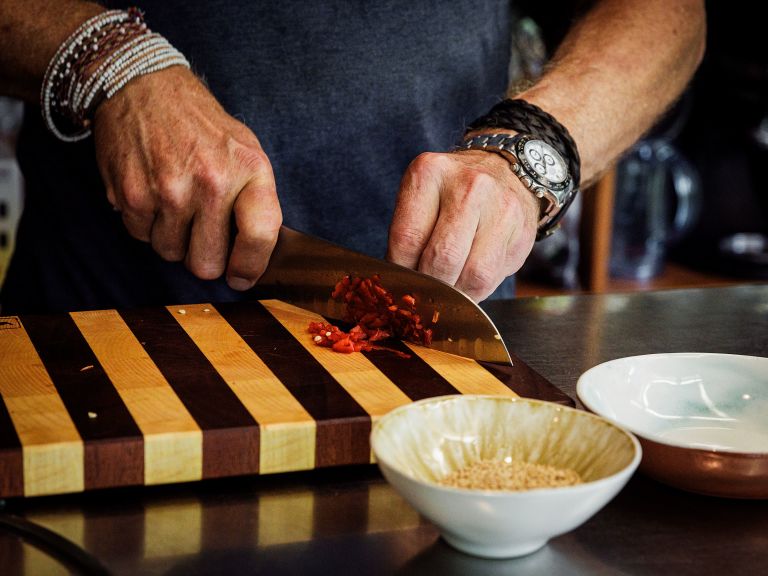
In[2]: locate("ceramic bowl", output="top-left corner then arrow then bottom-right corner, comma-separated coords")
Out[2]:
577,353 -> 768,499
370,395 -> 640,559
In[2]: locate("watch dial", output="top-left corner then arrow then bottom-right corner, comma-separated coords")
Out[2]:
523,140 -> 568,184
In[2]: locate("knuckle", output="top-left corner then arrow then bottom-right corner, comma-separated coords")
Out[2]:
120,182 -> 151,215
159,190 -> 189,214
410,151 -> 450,176
409,151 -> 435,171
462,260 -> 499,293
238,225 -> 277,254
464,171 -> 497,195
152,173 -> 190,212
425,240 -> 465,275
238,206 -> 282,242
401,152 -> 452,197
263,211 -> 283,236
192,164 -> 230,205
234,144 -> 271,178
389,225 -> 428,255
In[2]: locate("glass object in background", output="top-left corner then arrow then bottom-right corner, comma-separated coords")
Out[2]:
610,139 -> 701,280
0,97 -> 24,289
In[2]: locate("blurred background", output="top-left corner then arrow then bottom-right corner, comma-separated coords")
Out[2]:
516,0 -> 767,295
0,96 -> 23,289
669,1 -> 767,280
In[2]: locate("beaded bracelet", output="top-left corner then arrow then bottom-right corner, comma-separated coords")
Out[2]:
41,9 -> 138,141
65,23 -> 149,117
40,8 -> 190,142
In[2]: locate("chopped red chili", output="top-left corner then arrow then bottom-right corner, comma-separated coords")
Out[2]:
307,274 -> 438,357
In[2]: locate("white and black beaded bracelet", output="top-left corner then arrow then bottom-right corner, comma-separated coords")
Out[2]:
40,7 -> 190,142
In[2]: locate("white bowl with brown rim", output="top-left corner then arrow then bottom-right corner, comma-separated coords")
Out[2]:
577,353 -> 768,499
370,395 -> 641,559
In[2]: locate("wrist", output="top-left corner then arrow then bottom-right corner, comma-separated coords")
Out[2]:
40,8 -> 190,142
466,99 -> 580,190
460,99 -> 580,240
458,131 -> 576,241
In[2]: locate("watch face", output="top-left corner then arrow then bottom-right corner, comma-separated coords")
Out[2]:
521,139 -> 568,187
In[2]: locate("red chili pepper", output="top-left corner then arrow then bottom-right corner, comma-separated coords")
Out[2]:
307,274 -> 439,358
332,338 -> 356,354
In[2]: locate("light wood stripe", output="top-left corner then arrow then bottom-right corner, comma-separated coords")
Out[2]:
405,343 -> 518,397
168,303 -> 316,474
264,299 -> 413,465
215,300 -> 371,468
0,320 -> 83,496
261,300 -> 412,419
71,309 -> 203,485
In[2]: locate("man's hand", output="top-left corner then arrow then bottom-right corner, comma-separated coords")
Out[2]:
93,66 -> 281,291
387,150 -> 539,301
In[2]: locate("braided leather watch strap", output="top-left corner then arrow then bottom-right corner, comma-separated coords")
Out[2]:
467,99 -> 581,190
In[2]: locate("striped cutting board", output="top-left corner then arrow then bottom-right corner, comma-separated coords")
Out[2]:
0,299 -> 570,498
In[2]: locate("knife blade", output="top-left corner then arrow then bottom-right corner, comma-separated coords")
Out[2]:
254,227 -> 512,365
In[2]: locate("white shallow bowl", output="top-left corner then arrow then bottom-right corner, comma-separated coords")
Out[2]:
577,353 -> 768,499
370,395 -> 640,559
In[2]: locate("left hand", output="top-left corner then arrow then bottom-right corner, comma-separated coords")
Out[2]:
386,150 -> 539,301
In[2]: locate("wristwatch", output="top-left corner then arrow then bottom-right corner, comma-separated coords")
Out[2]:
461,98 -> 581,240
459,132 -> 577,240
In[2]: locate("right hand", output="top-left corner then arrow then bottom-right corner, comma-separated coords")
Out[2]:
93,66 -> 281,291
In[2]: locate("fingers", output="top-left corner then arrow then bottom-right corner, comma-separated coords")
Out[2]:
149,177 -> 194,261
454,189 -> 536,300
113,167 -> 157,244
390,152 -> 497,290
226,177 -> 282,290
104,148 -> 279,286
180,148 -> 279,286
389,151 -> 539,301
387,153 -> 441,269
184,190 -> 232,281
93,68 -> 283,287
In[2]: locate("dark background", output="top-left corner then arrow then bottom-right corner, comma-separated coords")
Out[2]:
527,0 -> 768,281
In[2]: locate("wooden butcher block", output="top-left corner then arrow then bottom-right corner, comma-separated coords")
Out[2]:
0,299 -> 571,498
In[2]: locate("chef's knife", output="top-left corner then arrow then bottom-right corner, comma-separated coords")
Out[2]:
254,227 -> 513,365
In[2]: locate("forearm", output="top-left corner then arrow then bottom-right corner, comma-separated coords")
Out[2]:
0,0 -> 105,101
517,0 -> 706,186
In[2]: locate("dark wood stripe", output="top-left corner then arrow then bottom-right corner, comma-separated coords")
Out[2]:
215,301 -> 371,468
0,395 -> 23,497
118,307 -> 260,478
360,338 -> 460,401
481,356 -> 575,406
19,314 -> 143,490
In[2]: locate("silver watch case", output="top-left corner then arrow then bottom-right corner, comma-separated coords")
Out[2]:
460,133 -> 575,235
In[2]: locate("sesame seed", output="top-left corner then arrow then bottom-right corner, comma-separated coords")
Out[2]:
439,459 -> 582,491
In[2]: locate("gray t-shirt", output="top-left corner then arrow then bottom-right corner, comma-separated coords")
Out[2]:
3,1 -> 512,313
